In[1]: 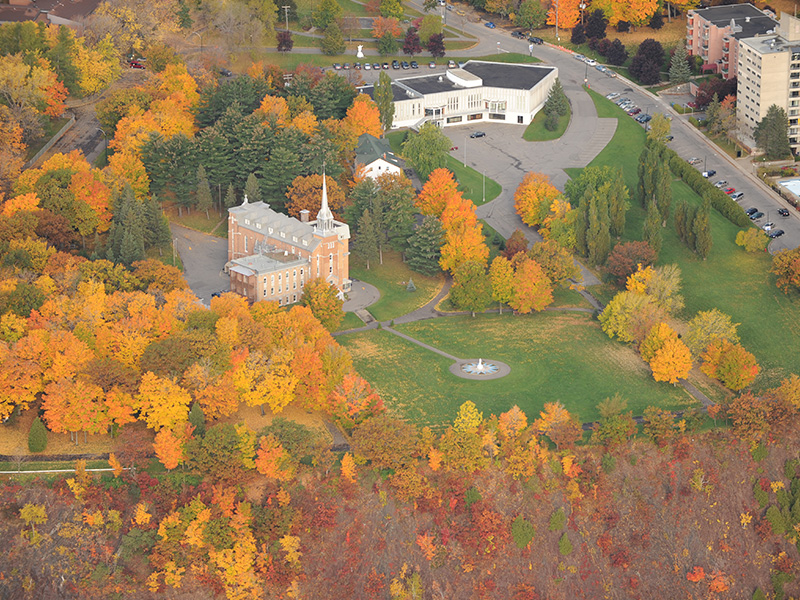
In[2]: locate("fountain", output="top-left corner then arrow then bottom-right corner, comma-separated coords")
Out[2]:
461,358 -> 499,376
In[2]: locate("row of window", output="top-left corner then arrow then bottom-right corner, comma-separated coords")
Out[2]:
265,280 -> 304,297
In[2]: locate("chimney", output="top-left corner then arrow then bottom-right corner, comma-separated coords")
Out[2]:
299,209 -> 310,223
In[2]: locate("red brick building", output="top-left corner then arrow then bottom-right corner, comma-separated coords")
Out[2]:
227,175 -> 351,305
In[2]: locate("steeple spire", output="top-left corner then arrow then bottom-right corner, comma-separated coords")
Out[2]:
316,166 -> 334,234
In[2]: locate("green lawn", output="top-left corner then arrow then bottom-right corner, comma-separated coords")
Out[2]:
579,89 -> 800,389
339,312 -> 694,428
166,205 -> 228,237
349,250 -> 445,321
337,311 -> 365,332
523,105 -> 570,141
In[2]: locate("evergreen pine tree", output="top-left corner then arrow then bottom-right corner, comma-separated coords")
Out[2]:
654,161 -> 672,227
755,104 -> 792,160
188,403 -> 206,437
669,44 -> 691,83
145,196 -> 172,254
587,193 -> 611,265
224,184 -> 237,208
693,200 -> 712,259
643,200 -> 662,256
374,71 -> 395,132
543,78 -> 569,116
406,216 -> 444,276
704,93 -> 722,134
354,209 -> 380,269
407,277 -> 416,292
244,173 -> 262,203
321,22 -> 346,56
119,201 -> 146,266
196,164 -> 213,219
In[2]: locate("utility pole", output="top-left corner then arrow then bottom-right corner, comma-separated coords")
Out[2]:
555,0 -> 560,41
282,5 -> 290,30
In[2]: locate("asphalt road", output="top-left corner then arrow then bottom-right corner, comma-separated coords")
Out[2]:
171,223 -> 229,305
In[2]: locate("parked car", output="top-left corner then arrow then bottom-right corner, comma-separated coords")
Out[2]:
343,63 -> 350,70
713,180 -> 727,188
410,60 -> 419,69
745,207 -> 759,216
391,60 -> 400,69
332,63 -> 342,70
585,59 -> 597,66
219,67 -> 233,77
401,61 -> 410,69
665,135 -> 673,141
528,36 -> 544,44
364,63 -> 371,70
763,222 -> 775,231
606,70 -> 617,78
574,53 -> 585,61
511,31 -> 525,38
595,64 -> 606,72
448,59 -> 456,68
485,21 -> 496,28
750,211 -> 765,220
429,61 -> 436,68
702,170 -> 716,178
373,62 -> 381,70
606,92 -> 620,99
382,62 -> 390,69
129,61 -> 146,69
628,108 -> 641,116
470,131 -> 486,138
446,3 -> 453,9
769,229 -> 785,238
688,157 -> 702,165
731,192 -> 744,201
778,208 -> 790,217
724,187 -> 735,195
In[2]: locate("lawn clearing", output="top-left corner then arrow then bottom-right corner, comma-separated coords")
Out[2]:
445,155 -> 501,205
340,312 -> 693,428
165,204 -> 227,237
523,104 -> 570,141
580,90 -> 800,389
349,250 -> 445,321
337,311 -> 365,332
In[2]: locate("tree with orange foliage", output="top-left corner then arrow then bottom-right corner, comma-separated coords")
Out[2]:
547,0 -> 581,30
255,434 -> 295,481
639,322 -> 676,362
340,451 -> 357,482
285,173 -> 346,219
700,339 -> 759,391
0,105 -> 26,194
534,402 -> 582,450
153,427 -> 186,469
515,172 -> 563,228
498,405 -> 528,441
686,566 -> 705,582
41,378 -> 110,443
258,94 -> 291,125
649,337 -> 692,384
371,16 -> 403,38
509,257 -> 553,314
416,168 -> 461,216
344,94 -> 383,138
329,371 -> 383,428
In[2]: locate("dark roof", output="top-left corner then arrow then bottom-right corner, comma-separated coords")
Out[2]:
359,83 -> 411,103
692,4 -> 777,38
0,0 -> 102,26
462,61 -> 554,90
355,133 -> 402,167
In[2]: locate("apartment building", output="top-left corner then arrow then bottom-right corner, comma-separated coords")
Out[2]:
737,13 -> 800,152
686,3 -> 777,79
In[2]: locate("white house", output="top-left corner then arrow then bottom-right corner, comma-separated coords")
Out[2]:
360,60 -> 558,130
354,134 -> 404,180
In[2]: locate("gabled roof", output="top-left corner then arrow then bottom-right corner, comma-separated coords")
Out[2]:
355,133 -> 402,168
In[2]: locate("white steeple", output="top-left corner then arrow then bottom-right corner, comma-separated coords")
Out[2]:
316,168 -> 334,234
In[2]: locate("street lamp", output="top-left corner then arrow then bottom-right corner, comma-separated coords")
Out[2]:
555,0 -> 560,41
579,1 -> 586,25
282,5 -> 290,31
584,62 -> 588,87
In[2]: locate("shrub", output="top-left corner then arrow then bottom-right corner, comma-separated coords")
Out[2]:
766,505 -> 787,535
601,453 -> 617,473
465,487 -> 482,508
785,458 -> 799,480
558,532 -> 573,555
751,442 -> 768,462
753,482 -> 769,508
549,507 -> 566,531
512,515 -> 536,549
28,417 -> 48,453
617,20 -> 630,32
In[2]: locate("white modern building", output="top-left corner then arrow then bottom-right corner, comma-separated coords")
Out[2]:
360,61 -> 558,130
737,13 -> 800,152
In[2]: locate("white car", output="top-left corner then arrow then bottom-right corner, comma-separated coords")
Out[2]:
585,59 -> 597,66
763,222 -> 775,231
574,53 -> 585,61
364,63 -> 371,70
713,180 -> 727,188
606,92 -> 620,100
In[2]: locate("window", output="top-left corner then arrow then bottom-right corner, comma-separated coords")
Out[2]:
487,100 -> 506,112
244,237 -> 248,253
447,96 -> 459,112
300,268 -> 304,276
468,93 -> 481,109
270,287 -> 274,295
293,294 -> 297,302
278,286 -> 282,293
446,116 -> 462,123
278,298 -> 282,306
278,273 -> 281,281
467,113 -> 482,121
293,270 -> 296,277
300,280 -> 304,288
293,281 -> 296,289
256,223 -> 261,229
488,113 -> 506,120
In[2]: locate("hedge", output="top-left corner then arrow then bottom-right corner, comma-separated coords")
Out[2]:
665,148 -> 752,228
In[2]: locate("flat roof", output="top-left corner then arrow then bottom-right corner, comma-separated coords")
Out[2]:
231,252 -> 309,276
740,34 -> 800,55
691,4 -> 777,38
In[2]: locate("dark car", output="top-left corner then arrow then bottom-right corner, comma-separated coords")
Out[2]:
219,68 -> 233,77
702,169 -> 716,178
410,60 -> 419,69
628,108 -> 641,116
745,207 -> 759,216
528,36 -> 544,44
343,63 -> 350,70
354,62 -> 361,70
401,61 -> 410,69
768,229 -> 785,238
470,131 -> 486,138
391,60 -> 400,69
332,63 -> 342,70
750,211 -> 765,220
665,135 -> 674,141
511,31 -> 525,38
778,208 -> 790,217
382,62 -> 390,70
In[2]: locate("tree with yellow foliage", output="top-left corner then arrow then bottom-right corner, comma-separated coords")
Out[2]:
515,172 -> 563,228
135,372 -> 192,431
285,173 -> 346,219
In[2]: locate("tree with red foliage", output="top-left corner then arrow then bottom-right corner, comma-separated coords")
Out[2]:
605,241 -> 657,285
723,391 -> 770,445
695,77 -> 737,109
502,229 -> 529,259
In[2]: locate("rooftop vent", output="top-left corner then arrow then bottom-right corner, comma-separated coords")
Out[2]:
438,76 -> 443,82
